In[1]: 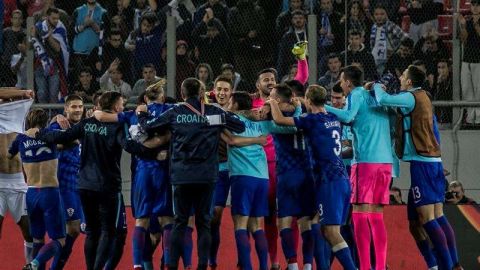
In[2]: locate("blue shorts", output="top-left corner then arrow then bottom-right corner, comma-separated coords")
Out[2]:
407,161 -> 446,220
60,190 -> 84,222
316,178 -> 351,225
114,193 -> 128,233
214,170 -> 231,207
133,165 -> 173,219
277,170 -> 315,218
231,175 -> 268,217
26,187 -> 66,240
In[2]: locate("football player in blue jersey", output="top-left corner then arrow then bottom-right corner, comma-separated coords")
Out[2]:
48,95 -> 85,270
268,85 -> 315,270
9,109 -> 66,270
269,85 -> 356,270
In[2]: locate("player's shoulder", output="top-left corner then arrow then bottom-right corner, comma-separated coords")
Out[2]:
49,122 -> 61,130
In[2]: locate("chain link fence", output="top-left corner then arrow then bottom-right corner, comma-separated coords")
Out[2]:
0,0 -> 479,123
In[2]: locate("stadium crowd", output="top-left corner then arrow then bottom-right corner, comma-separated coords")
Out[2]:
0,0 -> 479,270
0,0 -> 479,124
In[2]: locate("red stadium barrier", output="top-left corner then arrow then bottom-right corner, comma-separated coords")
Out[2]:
1,205 -> 478,269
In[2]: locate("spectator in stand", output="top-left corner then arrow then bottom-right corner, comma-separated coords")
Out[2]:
195,63 -> 214,93
220,63 -> 251,92
227,0 -> 267,85
132,63 -> 162,98
316,0 -> 345,73
432,59 -> 453,124
385,37 -> 415,78
154,0 -> 195,44
18,0 -> 46,17
367,0 -> 401,24
340,0 -> 373,38
340,30 -> 377,81
125,12 -> 166,79
175,40 -> 196,99
89,30 -> 130,82
458,1 -> 480,125
370,4 -> 408,75
10,37 -> 28,89
1,10 -> 25,87
192,16 -> 233,76
109,0 -> 134,34
71,66 -> 100,102
71,0 -> 108,77
32,7 -> 70,103
318,53 -> 342,93
0,1 -> 3,60
407,0 -> 444,43
2,0 -> 17,27
414,30 -> 449,76
99,58 -> 132,98
446,181 -> 477,204
277,10 -> 307,80
276,0 -> 304,38
132,0 -> 151,31
32,0 -> 70,26
193,0 -> 229,27
280,63 -> 298,83
389,186 -> 406,205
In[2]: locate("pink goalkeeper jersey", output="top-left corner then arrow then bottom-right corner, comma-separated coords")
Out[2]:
252,97 -> 276,162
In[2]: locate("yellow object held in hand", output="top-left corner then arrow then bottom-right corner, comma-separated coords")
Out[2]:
292,41 -> 308,60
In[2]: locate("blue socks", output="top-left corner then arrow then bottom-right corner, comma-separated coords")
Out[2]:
436,215 -> 459,266
132,226 -> 147,268
163,224 -> 173,267
312,223 -> 331,270
332,242 -> 356,270
182,226 -> 193,267
423,219 -> 453,270
301,230 -> 314,265
416,239 -> 438,268
280,228 -> 297,262
33,239 -> 62,265
235,229 -> 252,270
51,234 -> 75,269
253,230 -> 268,270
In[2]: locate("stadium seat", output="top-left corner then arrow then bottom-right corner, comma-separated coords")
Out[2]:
444,0 -> 453,11
438,15 -> 453,39
459,0 -> 471,13
402,15 -> 411,33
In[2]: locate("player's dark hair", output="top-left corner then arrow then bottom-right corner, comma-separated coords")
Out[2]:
306,85 -> 327,106
99,91 -> 123,111
214,75 -> 233,89
407,65 -> 426,88
285,80 -> 305,97
26,109 -> 49,129
46,7 -> 59,16
342,65 -> 364,87
231,91 -> 252,110
181,78 -> 203,99
275,84 -> 293,103
332,81 -> 344,94
65,94 -> 84,106
257,68 -> 277,81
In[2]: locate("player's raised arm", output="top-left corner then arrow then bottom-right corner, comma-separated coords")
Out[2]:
221,129 -> 267,147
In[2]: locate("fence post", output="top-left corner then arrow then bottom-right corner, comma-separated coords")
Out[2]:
26,17 -> 34,91
307,14 -> 318,85
451,0 -> 461,180
166,16 -> 176,99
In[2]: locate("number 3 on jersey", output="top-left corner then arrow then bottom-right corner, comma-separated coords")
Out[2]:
332,130 -> 341,156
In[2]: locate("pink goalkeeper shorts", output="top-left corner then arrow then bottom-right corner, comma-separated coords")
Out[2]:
350,163 -> 392,205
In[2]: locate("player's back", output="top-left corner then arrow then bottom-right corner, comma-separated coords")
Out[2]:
9,130 -> 58,187
300,113 -> 348,182
348,88 -> 393,164
272,110 -> 310,175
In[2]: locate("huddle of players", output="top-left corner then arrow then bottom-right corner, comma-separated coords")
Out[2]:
10,45 -> 461,270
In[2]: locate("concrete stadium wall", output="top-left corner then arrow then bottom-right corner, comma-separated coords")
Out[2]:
119,130 -> 480,205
